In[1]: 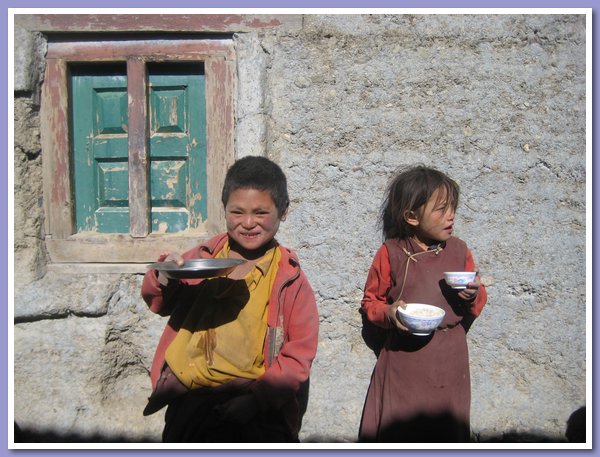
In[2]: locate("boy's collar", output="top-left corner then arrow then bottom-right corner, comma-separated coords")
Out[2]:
227,236 -> 278,261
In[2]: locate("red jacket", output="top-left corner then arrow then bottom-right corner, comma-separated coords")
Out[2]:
141,233 -> 319,431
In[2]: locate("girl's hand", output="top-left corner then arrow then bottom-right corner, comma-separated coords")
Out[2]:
389,299 -> 410,332
157,251 -> 184,286
458,269 -> 481,302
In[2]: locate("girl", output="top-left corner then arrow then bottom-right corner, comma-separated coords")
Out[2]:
358,166 -> 487,443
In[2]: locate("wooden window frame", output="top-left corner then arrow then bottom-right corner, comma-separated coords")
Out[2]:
41,38 -> 235,269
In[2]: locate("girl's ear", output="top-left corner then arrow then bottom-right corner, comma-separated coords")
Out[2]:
404,210 -> 420,227
279,209 -> 288,222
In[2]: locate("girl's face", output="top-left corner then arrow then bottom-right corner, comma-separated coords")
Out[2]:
406,188 -> 455,248
225,188 -> 286,254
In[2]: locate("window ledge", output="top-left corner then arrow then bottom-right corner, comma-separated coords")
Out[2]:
46,262 -> 150,275
45,233 -> 210,264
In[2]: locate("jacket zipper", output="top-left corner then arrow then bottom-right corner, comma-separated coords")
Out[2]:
267,255 -> 301,366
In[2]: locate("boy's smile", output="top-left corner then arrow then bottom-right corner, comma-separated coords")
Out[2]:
225,188 -> 286,256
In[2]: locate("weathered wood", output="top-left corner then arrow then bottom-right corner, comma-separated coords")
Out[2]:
41,39 -> 235,262
40,58 -> 73,238
46,39 -> 235,61
15,14 -> 303,34
205,56 -> 235,235
45,234 -> 207,263
127,58 -> 149,237
46,263 -> 150,275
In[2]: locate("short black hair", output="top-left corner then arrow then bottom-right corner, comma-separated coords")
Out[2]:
221,156 -> 290,217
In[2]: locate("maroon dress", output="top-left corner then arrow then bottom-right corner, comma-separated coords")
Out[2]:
359,237 -> 480,442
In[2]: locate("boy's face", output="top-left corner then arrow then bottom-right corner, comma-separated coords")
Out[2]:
224,187 -> 286,253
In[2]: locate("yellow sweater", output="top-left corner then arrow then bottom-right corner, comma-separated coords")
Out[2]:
165,244 -> 280,388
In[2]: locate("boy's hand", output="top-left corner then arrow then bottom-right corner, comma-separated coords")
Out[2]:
157,252 -> 184,286
458,269 -> 481,302
389,299 -> 409,332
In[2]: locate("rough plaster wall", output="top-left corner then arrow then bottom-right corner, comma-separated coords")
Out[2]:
235,32 -> 269,159
267,14 -> 586,442
13,14 -> 586,444
14,98 -> 46,288
14,274 -> 165,441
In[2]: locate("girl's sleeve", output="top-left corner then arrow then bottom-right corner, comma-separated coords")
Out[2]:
361,244 -> 394,329
465,249 -> 487,317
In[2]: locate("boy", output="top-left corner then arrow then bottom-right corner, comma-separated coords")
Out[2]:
141,156 -> 319,443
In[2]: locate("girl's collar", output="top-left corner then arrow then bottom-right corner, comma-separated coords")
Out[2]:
408,236 -> 445,254
428,242 -> 445,255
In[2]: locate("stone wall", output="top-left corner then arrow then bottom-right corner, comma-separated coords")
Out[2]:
13,14 -> 587,443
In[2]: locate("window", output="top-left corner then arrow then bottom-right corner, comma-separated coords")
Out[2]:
70,62 -> 206,235
41,38 -> 235,267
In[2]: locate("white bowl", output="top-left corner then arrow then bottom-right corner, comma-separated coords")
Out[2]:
396,303 -> 445,335
443,271 -> 476,289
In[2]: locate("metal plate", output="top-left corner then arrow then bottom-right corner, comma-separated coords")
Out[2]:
147,258 -> 246,279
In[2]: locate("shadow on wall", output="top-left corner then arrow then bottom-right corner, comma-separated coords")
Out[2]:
474,406 -> 585,444
358,412 -> 470,443
565,406 -> 586,443
15,407 -> 586,444
14,422 -> 158,443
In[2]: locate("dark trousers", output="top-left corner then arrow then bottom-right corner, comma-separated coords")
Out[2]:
162,387 -> 297,443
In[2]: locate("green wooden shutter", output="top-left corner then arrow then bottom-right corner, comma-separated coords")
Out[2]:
149,66 -> 207,233
72,68 -> 130,233
71,64 -> 207,234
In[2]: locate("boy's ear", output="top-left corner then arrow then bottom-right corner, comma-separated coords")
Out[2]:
279,208 -> 288,222
404,210 -> 419,227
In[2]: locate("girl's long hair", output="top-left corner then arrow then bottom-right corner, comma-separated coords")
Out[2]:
380,165 -> 459,240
